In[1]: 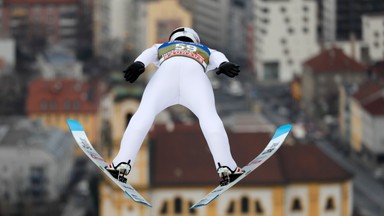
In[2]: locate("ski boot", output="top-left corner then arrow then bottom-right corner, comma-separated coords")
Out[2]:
217,164 -> 244,186
105,161 -> 131,183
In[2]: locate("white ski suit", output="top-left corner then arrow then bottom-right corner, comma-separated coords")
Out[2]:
113,41 -> 238,170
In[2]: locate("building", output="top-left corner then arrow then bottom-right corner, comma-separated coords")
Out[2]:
362,14 -> 384,63
322,0 -> 384,42
139,0 -> 192,48
36,45 -> 83,79
253,0 -> 320,82
92,0 -> 110,57
0,117 -> 74,215
316,13 -> 384,67
0,0 -> 92,53
99,123 -> 353,216
347,81 -> 384,164
191,0 -> 230,50
302,47 -> 367,117
26,79 -> 103,155
0,38 -> 16,74
134,0 -> 192,79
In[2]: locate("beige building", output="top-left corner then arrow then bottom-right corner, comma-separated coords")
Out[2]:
100,122 -> 353,216
340,80 -> 384,163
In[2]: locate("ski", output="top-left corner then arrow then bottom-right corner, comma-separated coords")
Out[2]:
66,119 -> 152,207
190,124 -> 292,209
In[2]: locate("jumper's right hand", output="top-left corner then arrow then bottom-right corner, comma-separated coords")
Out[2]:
123,61 -> 145,83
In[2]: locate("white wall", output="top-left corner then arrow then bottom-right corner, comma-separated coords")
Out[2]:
362,14 -> 384,62
0,38 -> 16,68
254,0 -> 319,82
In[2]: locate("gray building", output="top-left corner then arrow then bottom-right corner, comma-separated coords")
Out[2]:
186,0 -> 252,67
322,0 -> 384,41
0,117 -> 75,215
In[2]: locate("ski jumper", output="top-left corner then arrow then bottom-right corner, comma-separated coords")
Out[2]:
113,41 -> 238,170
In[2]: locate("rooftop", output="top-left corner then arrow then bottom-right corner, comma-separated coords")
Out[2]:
0,116 -> 73,158
304,47 -> 366,74
352,80 -> 384,116
26,79 -> 102,114
149,124 -> 352,187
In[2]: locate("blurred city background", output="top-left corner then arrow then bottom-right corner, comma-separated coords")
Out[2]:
0,0 -> 384,215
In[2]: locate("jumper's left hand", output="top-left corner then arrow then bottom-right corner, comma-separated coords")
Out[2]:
216,62 -> 240,78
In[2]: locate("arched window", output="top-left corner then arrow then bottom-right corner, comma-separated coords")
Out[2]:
160,198 -> 196,215
174,197 -> 182,213
325,196 -> 336,211
241,196 -> 249,213
291,197 -> 302,212
227,200 -> 235,214
255,200 -> 264,214
160,201 -> 168,214
125,113 -> 133,127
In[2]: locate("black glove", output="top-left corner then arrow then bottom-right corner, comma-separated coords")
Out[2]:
216,62 -> 240,78
123,61 -> 145,83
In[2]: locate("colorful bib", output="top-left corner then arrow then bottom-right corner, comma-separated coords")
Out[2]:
158,42 -> 211,70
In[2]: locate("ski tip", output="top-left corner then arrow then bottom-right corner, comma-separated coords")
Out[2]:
279,124 -> 293,131
272,124 -> 292,139
66,119 -> 84,131
124,191 -> 152,207
190,194 -> 219,209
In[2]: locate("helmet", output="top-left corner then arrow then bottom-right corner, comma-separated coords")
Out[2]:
169,27 -> 200,44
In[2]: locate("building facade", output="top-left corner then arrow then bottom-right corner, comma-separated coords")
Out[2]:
322,0 -> 384,42
362,14 -> 384,63
349,81 -> 384,164
26,79 -> 103,155
99,123 -> 353,216
0,0 -> 92,52
0,117 -> 74,215
253,0 -> 319,82
302,47 -> 367,117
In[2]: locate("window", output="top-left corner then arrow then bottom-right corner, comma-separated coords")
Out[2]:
227,200 -> 235,214
40,100 -> 48,110
303,27 -> 309,34
126,113 -> 133,127
241,197 -> 249,213
262,18 -> 269,24
281,6 -> 286,13
174,197 -> 182,213
73,101 -> 80,110
261,7 -> 269,13
325,197 -> 335,211
64,100 -> 71,110
160,197 -> 196,215
291,197 -> 302,211
160,201 -> 168,214
255,200 -> 264,214
288,28 -> 295,34
285,17 -> 290,24
189,201 -> 196,214
264,62 -> 279,80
